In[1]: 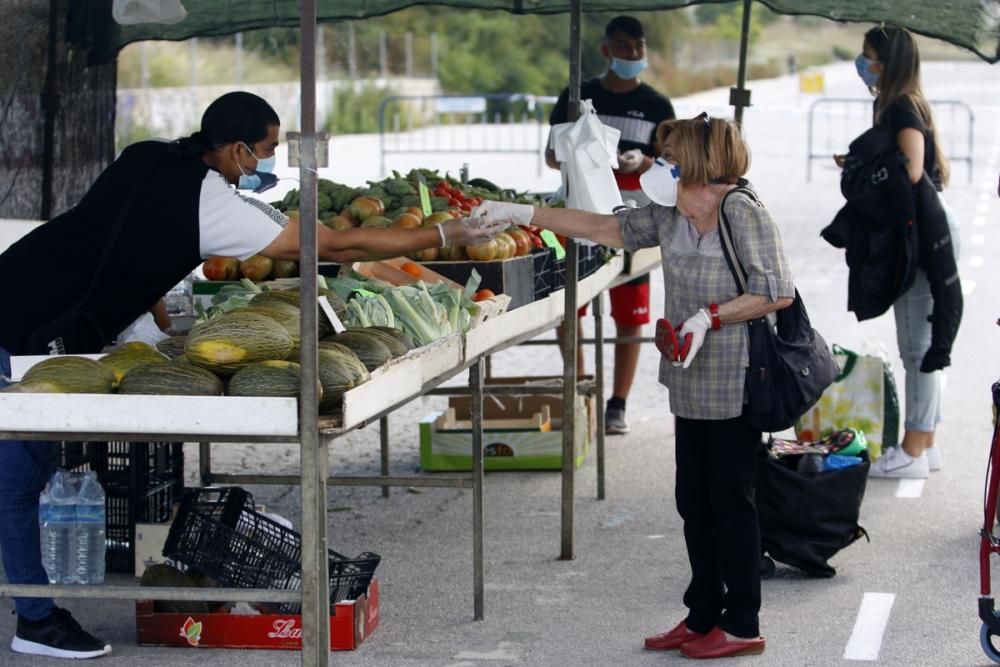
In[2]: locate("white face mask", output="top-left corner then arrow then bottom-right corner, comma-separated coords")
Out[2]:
639,158 -> 682,206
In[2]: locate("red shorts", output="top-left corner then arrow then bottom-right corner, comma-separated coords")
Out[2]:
577,280 -> 651,327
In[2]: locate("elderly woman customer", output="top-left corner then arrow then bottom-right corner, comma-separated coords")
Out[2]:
472,113 -> 793,659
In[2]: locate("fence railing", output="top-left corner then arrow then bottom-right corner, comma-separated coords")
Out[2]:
806,98 -> 975,182
377,93 -> 558,178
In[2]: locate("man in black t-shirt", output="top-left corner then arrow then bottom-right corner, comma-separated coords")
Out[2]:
546,15 -> 675,435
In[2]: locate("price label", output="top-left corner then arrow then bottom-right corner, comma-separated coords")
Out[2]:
540,230 -> 566,260
318,296 -> 346,333
417,174 -> 433,218
354,288 -> 378,299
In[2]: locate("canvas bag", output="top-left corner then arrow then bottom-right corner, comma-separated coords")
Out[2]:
550,98 -> 624,222
795,343 -> 900,459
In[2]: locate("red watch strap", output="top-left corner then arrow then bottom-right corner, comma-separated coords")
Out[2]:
708,304 -> 722,331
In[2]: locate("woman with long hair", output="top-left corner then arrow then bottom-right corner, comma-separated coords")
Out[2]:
851,26 -> 962,478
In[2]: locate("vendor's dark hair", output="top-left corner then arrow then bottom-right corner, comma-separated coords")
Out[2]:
605,16 -> 644,41
170,91 -> 280,157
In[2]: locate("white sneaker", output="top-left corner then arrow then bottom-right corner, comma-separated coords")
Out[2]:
869,446 -> 930,479
925,446 -> 942,472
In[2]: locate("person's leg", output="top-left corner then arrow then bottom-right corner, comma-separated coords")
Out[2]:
606,281 -> 650,434
674,417 -> 723,633
704,417 -> 762,639
0,348 -> 57,621
892,271 -> 938,458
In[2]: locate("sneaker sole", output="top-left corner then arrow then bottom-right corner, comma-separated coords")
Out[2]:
11,636 -> 111,659
605,426 -> 630,435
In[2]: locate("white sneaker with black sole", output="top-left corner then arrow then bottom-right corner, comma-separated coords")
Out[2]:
868,446 -> 930,479
11,607 -> 111,659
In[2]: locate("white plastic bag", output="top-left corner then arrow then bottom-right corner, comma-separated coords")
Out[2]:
550,99 -> 624,222
116,312 -> 169,347
112,0 -> 187,25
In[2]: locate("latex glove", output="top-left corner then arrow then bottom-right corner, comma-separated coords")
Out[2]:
673,309 -> 712,369
468,200 -> 535,227
920,346 -> 951,373
440,214 -> 508,247
617,149 -> 644,174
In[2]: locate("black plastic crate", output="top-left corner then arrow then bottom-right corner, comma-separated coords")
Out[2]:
531,249 -> 553,300
164,487 -> 380,612
60,441 -> 184,574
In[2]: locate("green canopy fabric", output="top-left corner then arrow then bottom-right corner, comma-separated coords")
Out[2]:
72,0 -> 999,64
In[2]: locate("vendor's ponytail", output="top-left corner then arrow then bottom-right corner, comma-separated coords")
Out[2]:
168,130 -> 210,158
166,92 -> 280,158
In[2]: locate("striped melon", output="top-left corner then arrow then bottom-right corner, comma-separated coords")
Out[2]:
100,346 -> 169,384
185,311 -> 294,376
359,327 -> 409,358
324,332 -> 392,371
315,348 -> 370,413
156,336 -> 188,360
367,326 -> 414,353
118,360 -> 224,396
239,307 -> 301,351
19,356 -> 116,394
227,360 -> 317,400
247,293 -> 302,317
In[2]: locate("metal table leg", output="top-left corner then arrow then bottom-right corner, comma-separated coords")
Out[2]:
470,358 -> 485,620
198,441 -> 212,486
379,416 -> 390,498
593,294 -> 606,500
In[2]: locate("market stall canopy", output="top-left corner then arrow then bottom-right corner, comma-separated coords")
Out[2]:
72,0 -> 999,64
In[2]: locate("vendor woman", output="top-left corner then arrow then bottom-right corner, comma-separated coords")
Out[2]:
0,91 -> 504,659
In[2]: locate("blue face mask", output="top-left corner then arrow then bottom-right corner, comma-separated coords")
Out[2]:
236,142 -> 277,190
855,54 -> 880,88
610,57 -> 647,80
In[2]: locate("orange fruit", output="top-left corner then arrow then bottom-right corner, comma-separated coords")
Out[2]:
400,261 -> 423,278
473,289 -> 496,302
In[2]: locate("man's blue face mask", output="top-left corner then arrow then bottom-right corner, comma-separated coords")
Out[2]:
610,57 -> 647,80
236,142 -> 278,191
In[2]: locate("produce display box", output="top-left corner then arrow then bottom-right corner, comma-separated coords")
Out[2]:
420,376 -> 595,472
60,441 -> 184,575
420,252 -> 537,310
551,244 -> 609,292
135,579 -> 379,651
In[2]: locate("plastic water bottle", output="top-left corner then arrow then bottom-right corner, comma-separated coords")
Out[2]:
39,471 -> 77,585
74,471 -> 106,584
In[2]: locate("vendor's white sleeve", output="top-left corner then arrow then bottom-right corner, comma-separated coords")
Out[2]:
198,171 -> 288,260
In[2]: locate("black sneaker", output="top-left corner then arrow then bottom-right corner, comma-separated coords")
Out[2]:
11,607 -> 111,659
605,406 -> 630,435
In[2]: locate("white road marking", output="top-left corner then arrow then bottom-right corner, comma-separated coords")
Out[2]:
962,280 -> 977,296
895,479 -> 925,498
981,192 -> 993,202
647,534 -> 665,539
973,216 -> 987,227
977,203 -> 990,214
970,256 -> 985,268
971,233 -> 986,246
844,592 -> 896,661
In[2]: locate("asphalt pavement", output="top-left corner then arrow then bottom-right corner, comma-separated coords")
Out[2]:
1,59 -> 999,666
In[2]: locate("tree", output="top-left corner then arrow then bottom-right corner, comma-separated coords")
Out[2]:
1,0 -> 116,220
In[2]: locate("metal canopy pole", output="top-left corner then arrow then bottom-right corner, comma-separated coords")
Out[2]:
296,1 -> 331,664
731,0 -> 753,125
560,0 -> 582,562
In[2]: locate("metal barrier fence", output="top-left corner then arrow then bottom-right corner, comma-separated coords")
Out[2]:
806,97 -> 975,182
377,93 -> 558,178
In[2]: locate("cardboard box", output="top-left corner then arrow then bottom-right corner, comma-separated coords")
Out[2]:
420,376 -> 595,472
135,580 -> 379,651
134,523 -> 173,577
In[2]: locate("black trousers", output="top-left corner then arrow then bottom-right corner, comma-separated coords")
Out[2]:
675,415 -> 762,638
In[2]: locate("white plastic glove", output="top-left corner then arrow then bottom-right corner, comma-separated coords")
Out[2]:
440,214 -> 508,247
673,309 -> 712,369
468,200 -> 535,227
617,149 -> 644,174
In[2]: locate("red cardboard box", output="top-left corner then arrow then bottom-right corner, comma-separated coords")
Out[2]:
135,580 -> 379,651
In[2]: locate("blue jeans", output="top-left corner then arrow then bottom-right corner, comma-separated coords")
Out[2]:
0,347 -> 58,621
892,197 -> 961,432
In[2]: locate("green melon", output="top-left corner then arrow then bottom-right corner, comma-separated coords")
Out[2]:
359,327 -> 409,358
118,360 -> 224,396
19,356 -> 117,394
239,307 -> 301,351
100,346 -> 169,384
316,348 -> 370,413
247,293 -> 302,317
367,326 -> 414,352
324,332 -> 392,371
155,335 -> 188,360
227,360 -> 316,399
184,311 -> 293,376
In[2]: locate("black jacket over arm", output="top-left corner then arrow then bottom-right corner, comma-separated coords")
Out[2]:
822,127 -> 961,372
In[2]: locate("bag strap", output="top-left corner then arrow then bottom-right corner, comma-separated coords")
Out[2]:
831,343 -> 859,381
716,186 -> 762,296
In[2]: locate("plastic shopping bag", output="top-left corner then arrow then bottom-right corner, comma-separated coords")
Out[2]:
549,99 -> 624,220
795,343 -> 900,460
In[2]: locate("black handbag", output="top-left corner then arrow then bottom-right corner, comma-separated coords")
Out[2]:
718,188 -> 839,433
